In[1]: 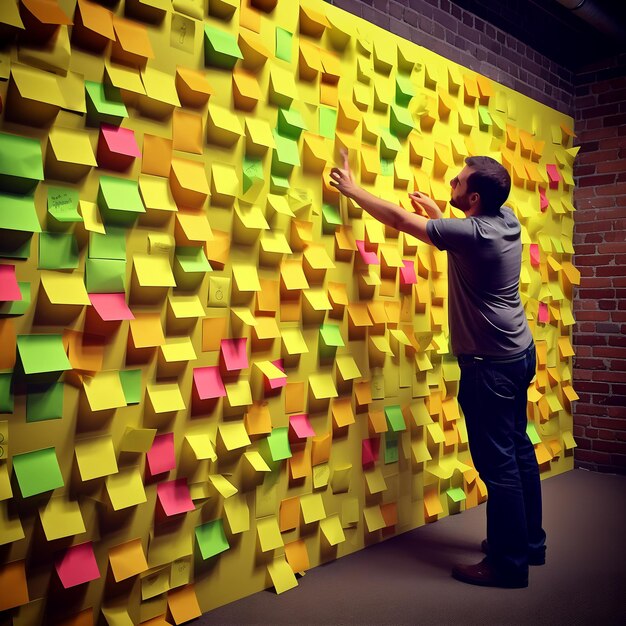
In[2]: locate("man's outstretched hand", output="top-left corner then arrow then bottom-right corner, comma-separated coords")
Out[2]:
329,150 -> 359,200
409,191 -> 444,220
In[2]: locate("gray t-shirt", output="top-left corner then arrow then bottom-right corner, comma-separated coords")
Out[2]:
426,207 -> 533,357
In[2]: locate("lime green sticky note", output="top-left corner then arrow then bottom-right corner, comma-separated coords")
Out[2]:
97,176 -> 145,226
319,106 -> 337,139
276,27 -> 292,62
85,257 -> 126,293
26,383 -> 64,422
272,132 -> 300,176
277,108 -> 308,139
446,487 -> 466,503
0,281 -> 30,315
0,192 -> 41,233
47,186 -> 82,223
13,447 -> 64,497
266,427 -> 291,461
395,74 -> 416,106
478,105 -> 492,130
380,158 -> 394,176
270,174 -> 289,194
379,129 -> 402,158
175,247 -> 212,273
390,104 -> 414,138
0,230 -> 32,259
195,519 -> 229,559
321,204 -> 342,234
17,335 -> 71,375
85,81 -> 128,126
384,431 -> 399,464
204,25 -> 243,69
242,156 -> 264,195
38,232 -> 79,270
319,324 -> 344,358
0,372 -> 13,413
0,132 -> 44,193
385,405 -> 406,432
89,227 -> 127,261
526,422 -> 542,445
119,370 -> 142,405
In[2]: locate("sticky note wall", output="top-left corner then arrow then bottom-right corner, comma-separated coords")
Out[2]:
0,0 -> 579,622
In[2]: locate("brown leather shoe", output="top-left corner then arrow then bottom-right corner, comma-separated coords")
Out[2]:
481,539 -> 546,566
452,558 -> 528,588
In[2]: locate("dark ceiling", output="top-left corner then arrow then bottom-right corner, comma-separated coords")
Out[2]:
448,0 -> 626,71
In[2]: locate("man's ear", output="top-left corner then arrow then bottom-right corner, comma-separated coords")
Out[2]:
470,192 -> 480,207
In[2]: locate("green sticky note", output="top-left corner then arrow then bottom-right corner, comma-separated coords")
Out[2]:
47,186 -> 82,223
38,232 -> 79,270
0,192 -> 41,233
380,158 -> 394,176
478,105 -> 492,130
271,132 -> 300,176
277,108 -> 308,139
270,174 -> 289,194
0,372 -> 13,413
175,247 -> 212,273
266,427 -> 291,461
275,27 -> 292,62
0,281 -> 30,315
119,370 -> 142,405
85,257 -> 127,293
204,25 -> 243,69
446,487 -> 467,503
319,106 -> 337,139
0,231 -> 32,260
195,519 -> 229,559
97,175 -> 145,226
13,447 -> 64,497
242,156 -> 264,195
85,81 -> 128,126
26,383 -> 64,422
379,129 -> 402,158
89,227 -> 127,261
17,335 -> 71,376
395,74 -> 416,106
319,324 -> 344,358
321,204 -> 342,234
0,132 -> 44,193
526,422 -> 542,445
385,405 -> 406,433
390,104 -> 414,138
384,431 -> 399,464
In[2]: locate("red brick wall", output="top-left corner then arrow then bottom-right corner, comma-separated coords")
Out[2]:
572,54 -> 626,474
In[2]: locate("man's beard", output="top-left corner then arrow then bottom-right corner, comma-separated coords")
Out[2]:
450,194 -> 471,212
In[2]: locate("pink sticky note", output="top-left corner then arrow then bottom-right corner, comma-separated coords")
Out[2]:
267,359 -> 287,390
289,413 -> 315,441
545,164 -> 561,189
89,293 -> 134,321
146,433 -> 176,476
0,265 -> 22,302
193,366 -> 226,400
538,187 -> 549,212
538,302 -> 549,323
529,244 -> 540,267
101,125 -> 141,158
399,260 -> 417,286
362,437 -> 380,467
220,338 -> 248,371
55,542 -> 100,589
157,479 -> 195,517
355,240 -> 380,265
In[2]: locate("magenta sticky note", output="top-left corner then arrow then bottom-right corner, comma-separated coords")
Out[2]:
146,432 -> 176,476
538,302 -> 549,323
101,124 -> 141,158
193,366 -> 226,400
55,542 -> 100,589
545,164 -> 561,189
362,437 -> 379,467
0,265 -> 22,302
399,260 -> 417,286
89,293 -> 134,321
268,359 -> 287,390
220,338 -> 248,371
355,240 -> 380,265
538,187 -> 549,212
529,244 -> 540,267
157,479 -> 195,517
289,413 -> 315,440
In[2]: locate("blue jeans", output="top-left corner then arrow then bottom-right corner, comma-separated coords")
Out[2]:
457,343 -> 546,579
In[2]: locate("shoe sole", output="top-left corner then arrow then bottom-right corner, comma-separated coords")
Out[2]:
481,540 -> 545,566
452,569 -> 528,589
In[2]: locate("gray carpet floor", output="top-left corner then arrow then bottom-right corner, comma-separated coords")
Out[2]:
195,469 -> 626,626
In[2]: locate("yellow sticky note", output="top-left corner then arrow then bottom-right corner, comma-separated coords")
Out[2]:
147,383 -> 185,413
218,422 -> 251,451
320,514 -> 345,546
40,271 -> 90,306
209,475 -> 238,499
309,373 -> 338,400
363,504 -> 386,532
120,428 -> 156,454
83,371 -> 127,411
223,496 -> 250,534
39,496 -> 85,541
106,467 -> 147,510
267,556 -> 298,594
300,492 -> 325,523
185,434 -> 217,461
75,435 -> 118,481
257,516 -> 283,551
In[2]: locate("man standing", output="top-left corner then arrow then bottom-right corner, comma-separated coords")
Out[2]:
330,153 -> 545,589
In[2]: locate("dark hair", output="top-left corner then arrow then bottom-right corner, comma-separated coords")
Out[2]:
464,156 -> 511,215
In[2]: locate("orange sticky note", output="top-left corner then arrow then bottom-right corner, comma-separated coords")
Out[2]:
108,538 -> 148,582
289,446 -> 312,480
142,134 -> 172,177
380,502 -> 398,527
167,584 -> 202,625
279,496 -> 300,532
0,560 -> 29,611
0,319 -> 17,369
311,432 -> 331,466
129,312 -> 165,349
284,538 -> 309,573
331,397 -> 355,427
202,316 -> 227,351
424,486 -> 443,518
172,109 -> 203,155
244,402 -> 272,436
285,381 -> 305,413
